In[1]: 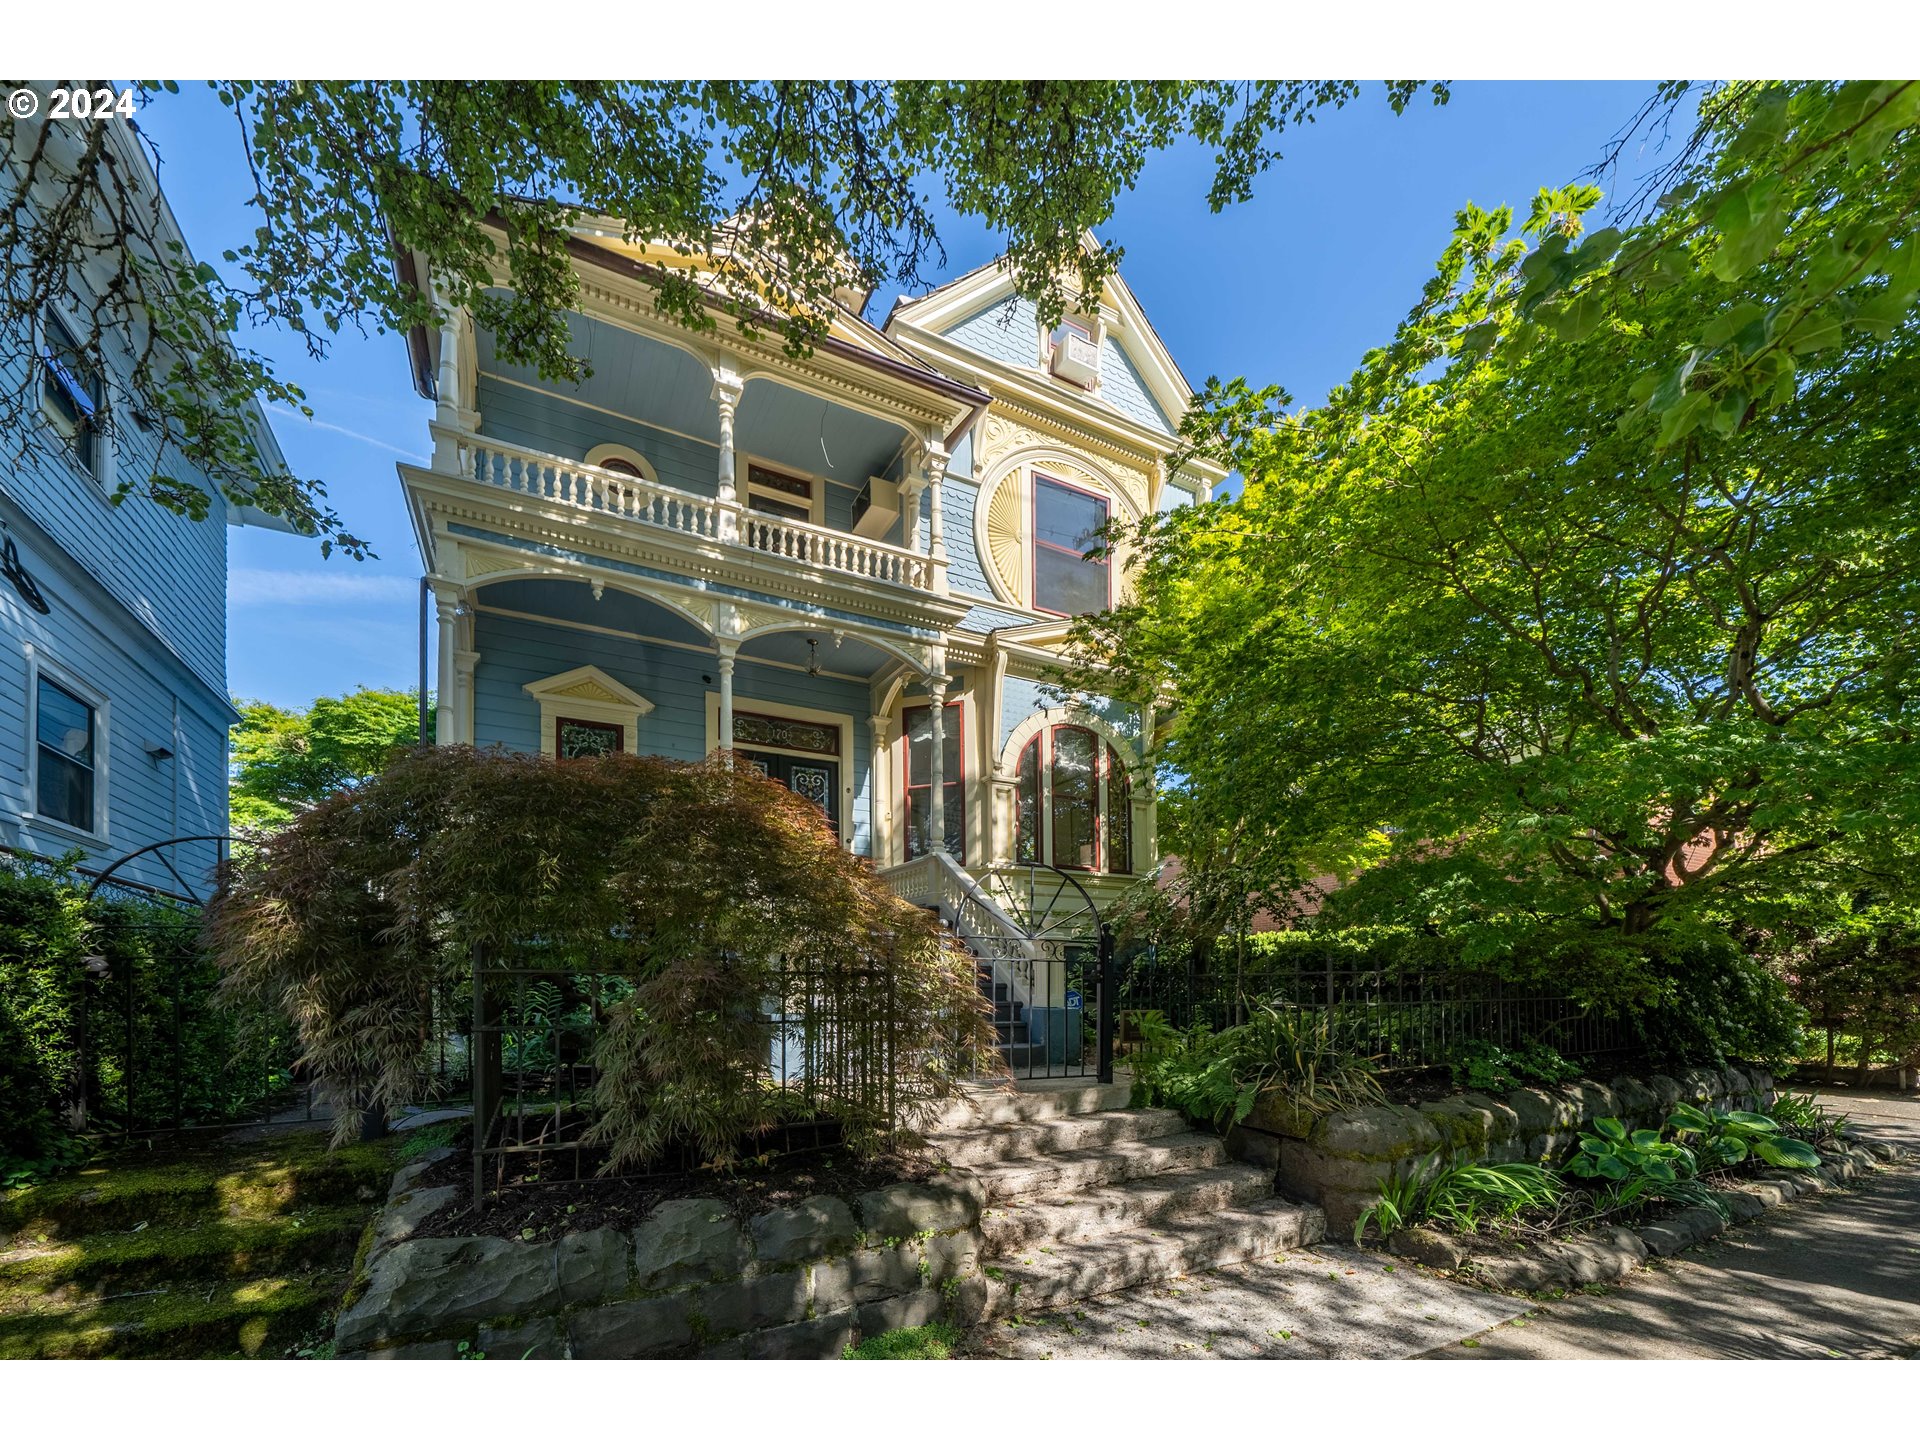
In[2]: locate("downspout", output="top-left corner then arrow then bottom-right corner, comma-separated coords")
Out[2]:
944,399 -> 989,456
418,576 -> 430,745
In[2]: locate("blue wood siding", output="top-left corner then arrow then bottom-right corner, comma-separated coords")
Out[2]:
943,296 -> 1040,370
941,475 -> 990,599
472,610 -> 876,856
1,316 -> 231,699
1098,334 -> 1174,433
0,498 -> 231,894
476,377 -> 722,500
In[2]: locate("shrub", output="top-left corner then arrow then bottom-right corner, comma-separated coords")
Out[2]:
1445,1039 -> 1583,1093
1129,1002 -> 1382,1130
2,859 -> 294,1181
209,746 -> 998,1163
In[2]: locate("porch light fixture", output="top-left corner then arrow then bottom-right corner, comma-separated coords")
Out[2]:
807,638 -> 820,676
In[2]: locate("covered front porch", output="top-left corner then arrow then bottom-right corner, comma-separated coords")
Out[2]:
429,567 -> 970,866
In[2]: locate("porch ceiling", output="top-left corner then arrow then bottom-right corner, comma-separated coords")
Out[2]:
474,576 -> 711,648
738,627 -> 899,680
476,300 -> 916,484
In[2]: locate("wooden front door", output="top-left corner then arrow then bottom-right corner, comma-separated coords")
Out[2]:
740,750 -> 841,838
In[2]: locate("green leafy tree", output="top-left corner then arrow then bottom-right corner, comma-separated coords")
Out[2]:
2,80 -> 1445,556
1083,81 -> 1920,954
230,688 -> 428,829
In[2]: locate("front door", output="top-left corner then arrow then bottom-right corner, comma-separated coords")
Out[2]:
740,749 -> 841,838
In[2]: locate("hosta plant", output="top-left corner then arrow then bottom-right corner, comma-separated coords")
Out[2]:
1566,1116 -> 1698,1185
1666,1103 -> 1821,1171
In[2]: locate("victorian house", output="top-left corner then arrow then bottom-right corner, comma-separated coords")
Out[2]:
395,226 -> 1220,924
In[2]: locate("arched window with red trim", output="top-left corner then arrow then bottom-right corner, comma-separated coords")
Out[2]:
1010,724 -> 1135,874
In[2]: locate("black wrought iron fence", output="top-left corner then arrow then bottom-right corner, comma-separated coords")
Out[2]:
1113,948 -> 1637,1075
465,943 -> 932,1210
72,894 -> 307,1136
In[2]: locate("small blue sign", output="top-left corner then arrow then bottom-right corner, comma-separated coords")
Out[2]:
1066,989 -> 1082,1009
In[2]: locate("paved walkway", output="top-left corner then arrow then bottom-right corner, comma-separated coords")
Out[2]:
972,1090 -> 1920,1360
1430,1090 -> 1920,1361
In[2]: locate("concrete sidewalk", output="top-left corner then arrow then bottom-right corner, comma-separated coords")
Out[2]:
1428,1090 -> 1920,1361
970,1090 -> 1919,1360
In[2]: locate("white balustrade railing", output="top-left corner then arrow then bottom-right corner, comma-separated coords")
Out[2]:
440,424 -> 722,539
741,510 -> 934,591
433,424 -> 936,592
882,852 -> 1041,1006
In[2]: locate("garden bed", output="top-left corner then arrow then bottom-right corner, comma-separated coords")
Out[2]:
1388,1135 -> 1909,1294
400,1124 -> 939,1243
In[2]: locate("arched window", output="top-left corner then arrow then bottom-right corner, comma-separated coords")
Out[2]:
1014,736 -> 1041,863
1011,724 -> 1135,874
584,443 -> 657,483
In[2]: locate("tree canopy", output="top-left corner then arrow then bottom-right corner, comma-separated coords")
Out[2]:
229,687 -> 427,829
1082,81 -> 1920,949
3,80 -> 1444,556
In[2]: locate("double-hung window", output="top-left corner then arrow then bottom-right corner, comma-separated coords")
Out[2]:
35,674 -> 98,832
1032,474 -> 1110,616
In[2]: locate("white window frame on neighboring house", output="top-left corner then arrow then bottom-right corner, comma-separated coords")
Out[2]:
522,665 -> 654,759
37,304 -> 114,492
24,645 -> 110,843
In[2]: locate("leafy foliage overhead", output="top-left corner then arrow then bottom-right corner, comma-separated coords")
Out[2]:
2,80 -> 1445,556
1084,81 -> 1920,941
228,687 -> 428,830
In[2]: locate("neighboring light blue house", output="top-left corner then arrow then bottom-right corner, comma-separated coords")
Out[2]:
396,226 -> 1221,918
0,113 -> 292,897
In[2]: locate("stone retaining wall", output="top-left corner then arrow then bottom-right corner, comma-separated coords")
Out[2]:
335,1153 -> 987,1359
1230,1065 -> 1775,1233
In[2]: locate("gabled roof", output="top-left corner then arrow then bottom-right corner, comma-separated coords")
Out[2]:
883,231 -> 1200,440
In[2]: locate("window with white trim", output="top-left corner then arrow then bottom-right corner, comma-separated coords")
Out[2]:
35,673 -> 99,832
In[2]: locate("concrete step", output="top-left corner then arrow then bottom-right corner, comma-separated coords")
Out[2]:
980,1162 -> 1274,1255
968,1130 -> 1231,1203
930,1106 -> 1189,1169
924,1077 -> 1134,1132
972,1197 -> 1326,1322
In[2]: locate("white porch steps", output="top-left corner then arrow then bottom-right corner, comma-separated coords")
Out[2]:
928,1078 -> 1324,1323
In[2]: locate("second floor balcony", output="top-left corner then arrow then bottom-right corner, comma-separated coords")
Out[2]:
432,423 -> 943,594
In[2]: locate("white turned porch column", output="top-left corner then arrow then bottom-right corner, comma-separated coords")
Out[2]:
923,442 -> 950,595
712,370 -> 744,543
868,712 -> 891,866
430,582 -> 461,744
716,642 -> 738,765
899,476 -> 926,555
926,673 -> 948,856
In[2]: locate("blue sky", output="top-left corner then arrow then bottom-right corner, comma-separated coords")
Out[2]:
137,81 -> 1667,710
